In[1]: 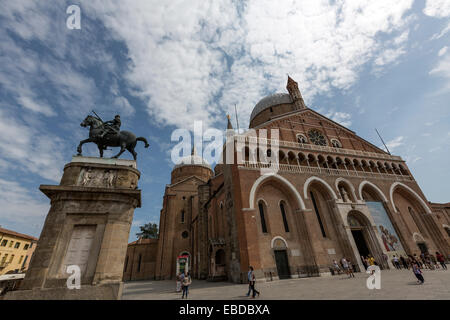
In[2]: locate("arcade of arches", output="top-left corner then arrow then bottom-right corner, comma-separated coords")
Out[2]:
123,76 -> 449,282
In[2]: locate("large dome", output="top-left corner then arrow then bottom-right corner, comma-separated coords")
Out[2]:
250,93 -> 292,123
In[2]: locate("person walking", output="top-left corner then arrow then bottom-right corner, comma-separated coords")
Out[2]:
347,258 -> 355,278
367,255 -> 376,266
176,273 -> 182,292
392,255 -> 401,269
341,257 -> 350,278
361,255 -> 368,270
245,268 -> 252,296
181,271 -> 192,299
332,260 -> 342,275
400,255 -> 408,269
412,262 -> 424,284
248,266 -> 260,298
436,252 -> 447,270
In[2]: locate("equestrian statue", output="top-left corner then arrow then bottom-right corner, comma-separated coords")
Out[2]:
77,111 -> 149,160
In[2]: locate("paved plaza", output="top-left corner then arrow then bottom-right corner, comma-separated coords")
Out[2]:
122,268 -> 450,300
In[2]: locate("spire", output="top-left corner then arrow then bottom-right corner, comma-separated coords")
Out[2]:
226,114 -> 234,130
286,75 -> 306,110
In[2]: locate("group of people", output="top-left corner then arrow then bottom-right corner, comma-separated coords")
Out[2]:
332,251 -> 447,285
332,257 -> 356,278
391,252 -> 447,271
176,271 -> 192,299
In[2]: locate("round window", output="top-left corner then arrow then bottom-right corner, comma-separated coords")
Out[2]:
182,231 -> 189,238
308,130 -> 327,146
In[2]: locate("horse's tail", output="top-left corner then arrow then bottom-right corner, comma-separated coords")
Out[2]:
136,137 -> 150,148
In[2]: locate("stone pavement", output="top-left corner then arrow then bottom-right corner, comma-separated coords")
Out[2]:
122,268 -> 450,300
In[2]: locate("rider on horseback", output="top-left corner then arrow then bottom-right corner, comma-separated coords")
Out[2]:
98,114 -> 121,139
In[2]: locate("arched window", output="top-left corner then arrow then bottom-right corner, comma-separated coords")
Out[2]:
258,201 -> 268,233
331,139 -> 342,148
181,210 -> 185,223
124,255 -> 129,272
137,254 -> 142,272
280,202 -> 290,232
408,207 -> 426,235
445,227 -> 450,237
297,134 -> 308,144
310,191 -> 327,238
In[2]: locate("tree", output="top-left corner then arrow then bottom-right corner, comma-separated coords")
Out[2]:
136,222 -> 158,239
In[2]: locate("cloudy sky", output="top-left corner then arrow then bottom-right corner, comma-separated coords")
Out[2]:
0,0 -> 449,241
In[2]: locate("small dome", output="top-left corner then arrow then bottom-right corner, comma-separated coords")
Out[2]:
250,93 -> 292,123
173,151 -> 211,171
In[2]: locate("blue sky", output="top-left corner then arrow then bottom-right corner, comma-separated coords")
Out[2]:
0,0 -> 449,242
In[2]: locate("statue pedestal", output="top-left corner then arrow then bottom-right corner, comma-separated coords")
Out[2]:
5,156 -> 141,300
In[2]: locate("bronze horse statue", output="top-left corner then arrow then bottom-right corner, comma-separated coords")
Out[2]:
77,115 -> 149,160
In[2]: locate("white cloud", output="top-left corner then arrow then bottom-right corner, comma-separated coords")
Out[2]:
429,51 -> 450,93
431,22 -> 450,40
438,46 -> 448,56
424,0 -> 450,40
385,136 -> 405,151
0,178 -> 49,229
326,111 -> 352,127
423,0 -> 450,18
429,146 -> 441,152
17,95 -> 56,117
374,47 -> 407,66
81,0 -> 414,129
0,109 -> 66,182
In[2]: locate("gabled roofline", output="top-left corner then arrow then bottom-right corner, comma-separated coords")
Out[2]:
168,175 -> 208,188
252,107 -> 389,155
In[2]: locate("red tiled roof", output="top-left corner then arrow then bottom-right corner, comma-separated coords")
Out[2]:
0,227 -> 38,241
128,238 -> 158,245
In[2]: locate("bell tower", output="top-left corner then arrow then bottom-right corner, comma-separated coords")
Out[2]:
286,75 -> 306,110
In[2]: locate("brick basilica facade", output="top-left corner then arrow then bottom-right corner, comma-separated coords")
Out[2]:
123,76 -> 450,283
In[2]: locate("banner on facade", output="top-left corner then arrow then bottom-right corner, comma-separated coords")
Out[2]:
366,201 -> 406,258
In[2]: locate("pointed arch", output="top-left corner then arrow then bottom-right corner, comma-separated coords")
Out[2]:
271,236 -> 288,248
248,174 -> 306,210
358,180 -> 388,202
335,177 -> 358,201
412,232 -> 425,243
390,182 -> 431,214
303,176 -> 338,200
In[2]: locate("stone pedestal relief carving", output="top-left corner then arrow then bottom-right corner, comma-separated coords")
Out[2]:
5,157 -> 141,300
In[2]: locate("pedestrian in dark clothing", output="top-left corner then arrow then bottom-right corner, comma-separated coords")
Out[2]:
181,271 -> 192,299
248,266 -> 260,298
436,252 -> 447,270
412,262 -> 424,284
400,256 -> 408,269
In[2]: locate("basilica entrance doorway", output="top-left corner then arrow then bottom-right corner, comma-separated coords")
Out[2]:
417,242 -> 428,254
347,211 -> 386,270
351,229 -> 370,258
274,250 -> 290,279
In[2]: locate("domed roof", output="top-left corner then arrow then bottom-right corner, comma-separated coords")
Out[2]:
173,148 -> 212,171
250,93 -> 292,123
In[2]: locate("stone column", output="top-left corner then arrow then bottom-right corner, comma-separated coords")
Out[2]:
5,156 -> 141,300
294,208 -> 319,276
